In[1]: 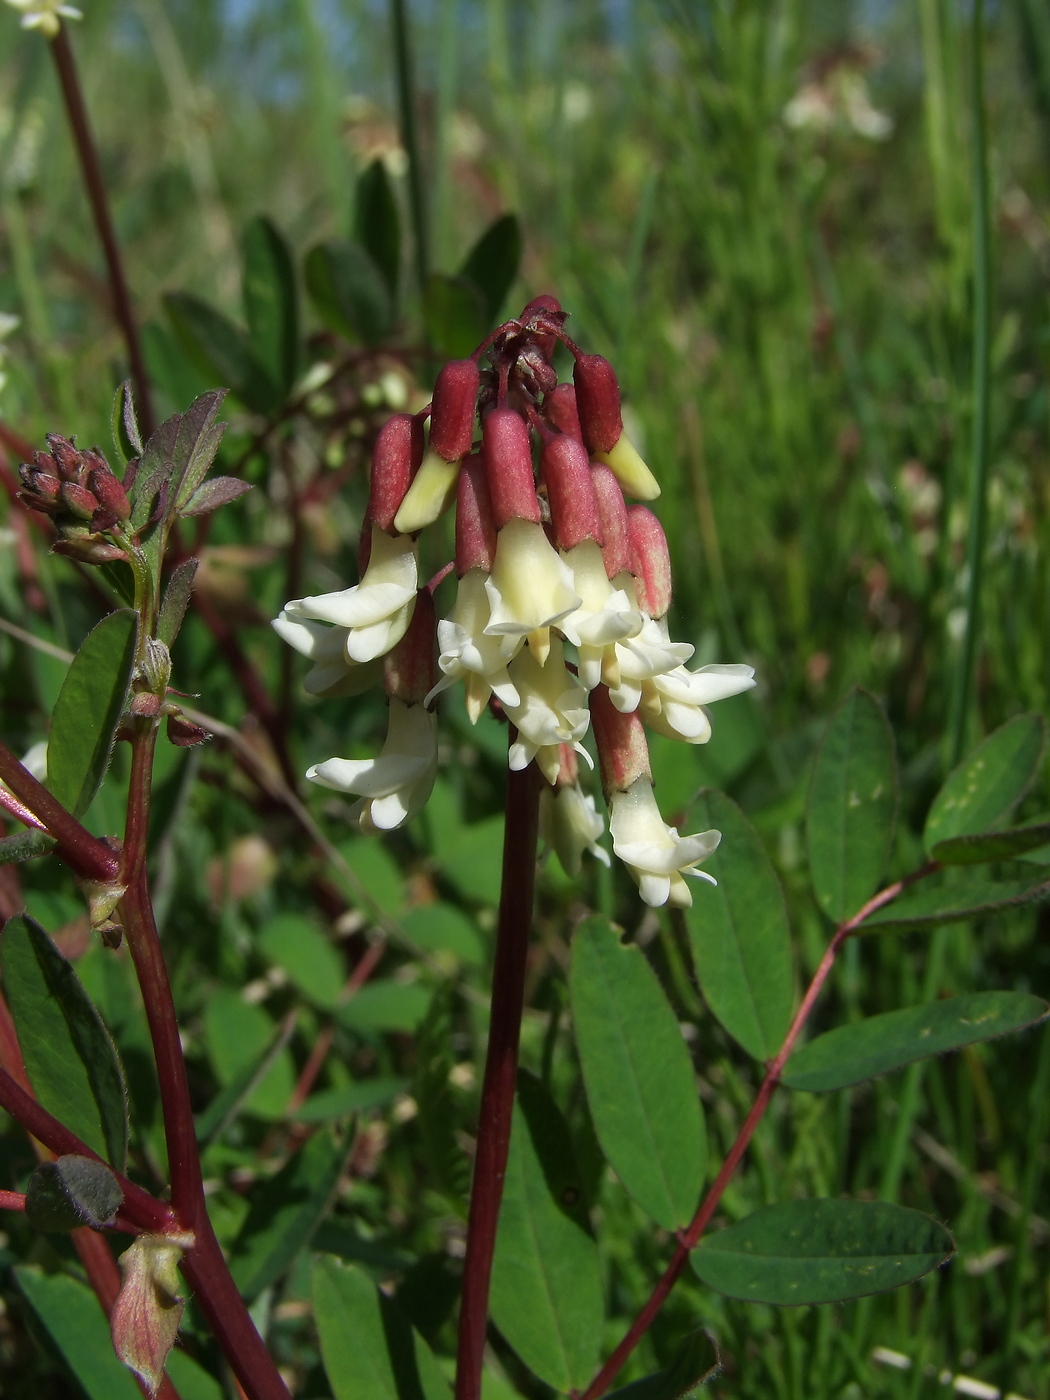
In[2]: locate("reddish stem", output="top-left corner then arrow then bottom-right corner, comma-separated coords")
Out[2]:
0,1189 -> 25,1211
578,863 -> 939,1400
0,739 -> 119,880
454,757 -> 542,1400
48,25 -> 154,436
286,937 -> 387,1115
119,724 -> 291,1400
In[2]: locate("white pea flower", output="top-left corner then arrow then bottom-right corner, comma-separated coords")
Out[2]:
503,637 -> 591,784
540,782 -> 610,878
609,777 -> 721,908
605,614 -> 695,713
271,612 -> 380,697
641,663 -> 757,744
484,518 -> 580,661
427,567 -> 522,722
307,699 -> 437,833
282,528 -> 417,664
5,0 -> 81,36
557,540 -> 642,690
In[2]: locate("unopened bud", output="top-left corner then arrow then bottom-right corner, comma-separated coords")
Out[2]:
82,879 -> 128,928
166,712 -> 211,747
111,1231 -> 195,1397
384,589 -> 437,703
573,354 -> 623,454
541,434 -> 601,550
46,434 -> 82,481
483,407 -> 540,528
456,454 -> 497,574
393,449 -> 461,533
87,467 -> 131,522
141,638 -> 172,695
594,433 -> 661,501
369,413 -> 425,531
544,383 -> 583,441
591,464 -> 632,579
627,507 -> 672,617
52,538 -> 129,565
590,684 -> 652,795
520,295 -> 565,360
429,359 -> 480,462
59,480 -> 100,520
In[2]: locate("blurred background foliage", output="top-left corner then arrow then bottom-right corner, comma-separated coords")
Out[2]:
2,1 -> 1050,1397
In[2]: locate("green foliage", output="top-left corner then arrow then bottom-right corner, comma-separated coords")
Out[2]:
14,1267 -> 141,1400
691,1200 -> 955,1305
47,610 -> 136,818
423,274 -> 488,359
355,159 -> 402,303
459,214 -> 522,324
924,715 -> 1046,853
24,1155 -> 124,1232
305,239 -> 394,345
2,915 -> 128,1168
242,215 -> 299,397
605,1332 -> 721,1398
570,914 -> 706,1228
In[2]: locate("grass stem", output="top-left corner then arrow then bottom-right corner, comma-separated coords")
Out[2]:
391,0 -> 429,303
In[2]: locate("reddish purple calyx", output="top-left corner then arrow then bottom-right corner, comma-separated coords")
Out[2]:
573,354 -> 623,455
482,407 -> 540,529
592,464 -> 632,579
520,294 -> 564,360
590,684 -> 652,794
541,434 -> 602,551
456,454 -> 497,574
627,506 -> 672,617
430,359 -> 481,462
369,414 -> 424,531
544,383 -> 583,442
384,589 -> 438,702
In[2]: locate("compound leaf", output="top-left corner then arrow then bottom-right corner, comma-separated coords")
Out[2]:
924,715 -> 1046,854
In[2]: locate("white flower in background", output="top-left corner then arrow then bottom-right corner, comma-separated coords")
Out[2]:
282,528 -> 417,664
609,778 -> 721,908
540,782 -> 610,878
605,614 -> 695,713
0,313 -> 19,394
641,662 -> 757,744
503,637 -> 591,784
484,518 -> 580,660
306,699 -> 437,833
428,568 -> 522,722
5,0 -> 82,36
270,613 -> 380,697
557,540 -> 642,690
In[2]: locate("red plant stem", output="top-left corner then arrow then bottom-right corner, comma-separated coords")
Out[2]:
286,937 -> 387,1115
579,863 -> 940,1400
119,724 -> 291,1400
0,1189 -> 25,1211
0,739 -> 119,880
455,757 -> 543,1400
0,785 -> 48,830
48,25 -> 154,436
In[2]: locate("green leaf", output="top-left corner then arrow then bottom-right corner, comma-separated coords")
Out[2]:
195,1015 -> 296,1146
605,1331 -> 721,1399
313,1255 -> 451,1400
924,714 -> 1046,854
203,988 -> 296,1120
15,1266 -> 140,1400
157,559 -> 199,649
413,987 -> 469,1198
338,981 -> 431,1034
490,1076 -> 604,1392
229,1129 -> 347,1300
127,411 -> 180,532
783,991 -> 1049,1092
400,903 -> 484,966
305,239 -> 394,345
170,389 -> 229,509
859,873 -> 1050,929
180,475 -> 251,516
805,688 -> 897,923
110,380 -> 142,465
2,914 -> 129,1168
0,828 -> 56,864
423,273 -> 488,360
25,1156 -> 124,1231
164,1352 -> 225,1400
257,913 -> 345,1010
459,213 -> 522,324
294,1077 -> 409,1123
355,158 -> 401,301
932,820 -> 1050,865
683,790 -> 794,1061
691,1199 -> 954,1305
570,915 -> 706,1229
164,291 -> 277,414
242,215 -> 299,396
47,609 -> 136,819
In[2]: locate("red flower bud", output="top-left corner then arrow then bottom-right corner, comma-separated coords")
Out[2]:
429,359 -> 480,462
544,383 -> 583,441
384,588 -> 437,703
46,434 -> 82,481
51,538 -> 129,564
455,454 -> 497,574
59,480 -> 101,520
20,463 -> 61,501
520,294 -> 563,360
369,413 -> 425,532
627,506 -> 672,618
166,713 -> 211,747
482,407 -> 540,528
541,434 -> 601,551
87,467 -> 131,522
573,354 -> 623,454
591,464 -> 632,579
590,684 -> 652,795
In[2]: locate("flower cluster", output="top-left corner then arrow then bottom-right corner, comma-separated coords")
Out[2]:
274,298 -> 755,906
17,434 -> 132,564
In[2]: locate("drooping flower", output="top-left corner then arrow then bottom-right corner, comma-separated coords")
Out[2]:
307,697 -> 437,833
429,568 -> 521,721
503,636 -> 590,784
5,0 -> 82,37
609,777 -> 720,908
540,781 -> 610,878
640,662 -> 757,743
270,612 -> 380,697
